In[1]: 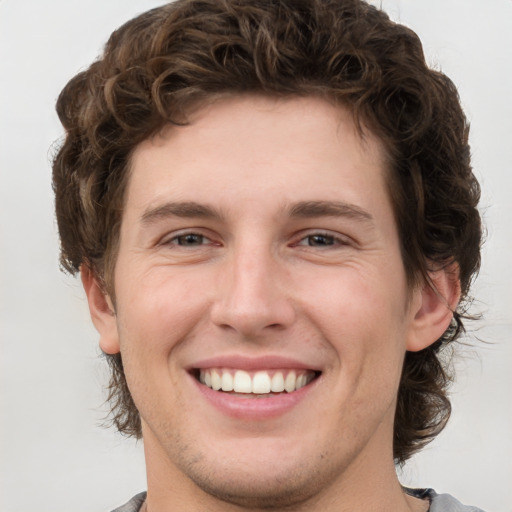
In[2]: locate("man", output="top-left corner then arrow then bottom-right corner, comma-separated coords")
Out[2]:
52,0 -> 484,510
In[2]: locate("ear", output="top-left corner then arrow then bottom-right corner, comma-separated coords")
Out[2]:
80,265 -> 120,355
406,265 -> 461,352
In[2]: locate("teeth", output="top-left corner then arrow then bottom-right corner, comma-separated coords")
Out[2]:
198,368 -> 316,394
271,372 -> 285,392
252,371 -> 271,394
284,370 -> 296,392
221,371 -> 234,392
211,369 -> 222,391
233,370 -> 252,393
296,373 -> 306,389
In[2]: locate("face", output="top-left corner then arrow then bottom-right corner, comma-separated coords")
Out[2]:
89,96 -> 442,508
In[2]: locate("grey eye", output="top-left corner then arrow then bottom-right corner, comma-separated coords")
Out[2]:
175,234 -> 205,246
306,234 -> 335,246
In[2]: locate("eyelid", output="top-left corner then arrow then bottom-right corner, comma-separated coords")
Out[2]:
159,228 -> 220,247
156,228 -> 353,248
291,229 -> 353,248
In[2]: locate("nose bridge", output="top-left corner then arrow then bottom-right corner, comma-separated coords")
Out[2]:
211,239 -> 295,335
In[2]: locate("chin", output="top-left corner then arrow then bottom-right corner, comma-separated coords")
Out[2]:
185,463 -> 326,509
168,435 -> 346,509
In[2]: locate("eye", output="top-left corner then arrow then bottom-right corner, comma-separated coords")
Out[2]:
301,234 -> 336,246
161,231 -> 216,248
295,232 -> 348,248
173,233 -> 207,246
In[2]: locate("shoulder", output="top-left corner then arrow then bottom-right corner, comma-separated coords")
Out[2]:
110,492 -> 147,512
428,490 -> 487,512
405,488 -> 487,512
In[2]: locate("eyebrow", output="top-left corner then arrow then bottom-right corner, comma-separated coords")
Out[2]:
288,200 -> 374,223
141,201 -> 223,225
140,199 -> 373,225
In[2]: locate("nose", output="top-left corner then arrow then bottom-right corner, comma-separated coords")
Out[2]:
210,244 -> 296,338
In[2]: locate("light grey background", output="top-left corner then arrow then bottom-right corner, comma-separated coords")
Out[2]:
1,1 -> 511,511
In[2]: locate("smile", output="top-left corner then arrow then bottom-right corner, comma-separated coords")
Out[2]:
197,368 -> 319,396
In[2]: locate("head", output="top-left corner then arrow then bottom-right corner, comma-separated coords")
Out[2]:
53,0 -> 481,471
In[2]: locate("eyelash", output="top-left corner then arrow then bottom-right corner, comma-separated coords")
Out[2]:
293,231 -> 351,248
163,232 -> 215,247
161,230 -> 350,249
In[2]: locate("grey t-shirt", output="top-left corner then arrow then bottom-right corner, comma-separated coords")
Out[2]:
111,492 -> 146,512
111,489 -> 487,511
406,488 -> 486,511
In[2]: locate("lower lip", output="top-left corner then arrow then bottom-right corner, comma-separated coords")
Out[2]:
191,373 -> 319,420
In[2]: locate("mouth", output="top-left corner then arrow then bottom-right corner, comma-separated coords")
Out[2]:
192,368 -> 321,398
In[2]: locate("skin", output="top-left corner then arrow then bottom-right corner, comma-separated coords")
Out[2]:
83,95 -> 458,511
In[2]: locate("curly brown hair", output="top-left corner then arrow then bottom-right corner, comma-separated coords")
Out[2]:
52,0 -> 481,464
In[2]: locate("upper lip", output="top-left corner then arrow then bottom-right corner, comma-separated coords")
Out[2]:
187,354 -> 323,372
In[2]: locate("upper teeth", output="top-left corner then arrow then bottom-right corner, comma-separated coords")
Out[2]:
199,369 -> 315,394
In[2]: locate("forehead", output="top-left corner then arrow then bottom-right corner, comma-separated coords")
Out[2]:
127,95 -> 390,215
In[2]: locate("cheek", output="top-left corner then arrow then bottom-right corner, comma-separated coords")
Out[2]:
113,266 -> 215,388
112,270 -> 209,417
119,264 -> 210,328
299,266 -> 409,381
